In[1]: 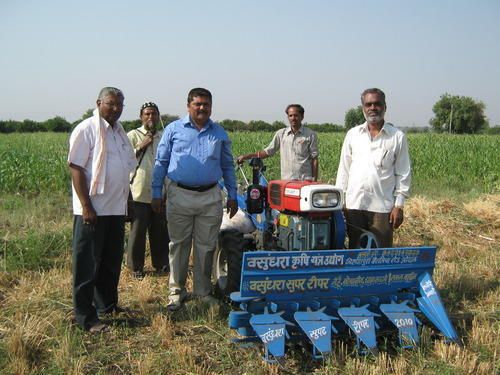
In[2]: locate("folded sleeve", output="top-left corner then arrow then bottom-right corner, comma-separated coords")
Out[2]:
68,125 -> 91,168
263,129 -> 282,157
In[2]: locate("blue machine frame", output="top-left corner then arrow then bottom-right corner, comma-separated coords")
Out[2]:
229,247 -> 460,362
221,168 -> 459,363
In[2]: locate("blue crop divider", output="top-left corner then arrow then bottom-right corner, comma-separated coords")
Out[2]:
338,304 -> 380,355
227,310 -> 256,338
228,310 -> 251,329
392,292 -> 417,305
230,292 -> 269,313
249,308 -> 293,363
269,301 -> 301,340
270,301 -> 299,323
294,307 -> 339,359
299,300 -> 321,311
351,297 -> 361,307
369,296 -> 380,307
380,300 -> 421,348
416,272 -> 460,344
321,299 -> 341,315
245,299 -> 269,314
321,299 -> 345,332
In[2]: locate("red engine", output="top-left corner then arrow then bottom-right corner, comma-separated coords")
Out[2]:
267,180 -> 344,213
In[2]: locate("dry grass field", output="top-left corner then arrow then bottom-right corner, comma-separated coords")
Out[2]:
0,133 -> 498,374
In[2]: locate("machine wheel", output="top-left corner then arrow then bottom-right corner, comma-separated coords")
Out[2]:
213,230 -> 246,298
358,230 -> 379,249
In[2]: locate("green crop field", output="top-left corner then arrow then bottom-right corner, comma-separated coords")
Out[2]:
0,131 -> 498,374
0,132 -> 498,196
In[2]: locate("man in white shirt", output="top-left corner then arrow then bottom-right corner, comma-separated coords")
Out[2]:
336,88 -> 411,248
68,87 -> 137,332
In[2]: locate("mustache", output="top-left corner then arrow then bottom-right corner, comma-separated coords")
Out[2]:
364,112 -> 383,121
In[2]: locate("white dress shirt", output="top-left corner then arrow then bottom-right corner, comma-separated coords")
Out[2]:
69,116 -> 136,215
336,122 -> 411,213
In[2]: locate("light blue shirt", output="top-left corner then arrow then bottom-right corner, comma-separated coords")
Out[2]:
152,115 -> 237,200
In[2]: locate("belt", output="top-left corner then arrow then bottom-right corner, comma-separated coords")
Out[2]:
176,182 -> 217,192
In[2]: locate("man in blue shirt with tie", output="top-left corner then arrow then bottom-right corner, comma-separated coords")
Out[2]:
152,87 -> 237,311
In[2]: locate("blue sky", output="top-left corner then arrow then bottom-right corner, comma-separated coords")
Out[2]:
1,0 -> 499,127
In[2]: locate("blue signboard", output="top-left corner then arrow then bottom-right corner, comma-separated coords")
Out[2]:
240,247 -> 436,300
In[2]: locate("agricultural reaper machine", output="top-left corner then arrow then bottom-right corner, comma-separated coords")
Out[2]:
213,158 -> 459,363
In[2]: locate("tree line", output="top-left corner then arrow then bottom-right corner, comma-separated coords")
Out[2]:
0,113 -> 180,134
1,94 -> 498,134
0,113 -> 346,134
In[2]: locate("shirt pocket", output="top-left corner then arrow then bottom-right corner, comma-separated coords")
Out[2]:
206,138 -> 222,160
172,134 -> 192,154
293,137 -> 311,157
373,148 -> 395,169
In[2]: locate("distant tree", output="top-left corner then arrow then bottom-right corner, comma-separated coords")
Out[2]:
399,126 -> 431,134
81,108 -> 94,121
0,120 -> 22,133
248,120 -> 272,131
121,119 -> 141,132
160,114 -> 179,126
18,119 -> 40,132
0,120 -> 43,133
220,119 -> 247,132
486,125 -> 500,135
72,109 -> 94,127
271,121 -> 286,128
430,94 -> 489,134
308,123 -> 344,132
344,106 -> 365,129
44,116 -> 71,132
0,121 -> 13,133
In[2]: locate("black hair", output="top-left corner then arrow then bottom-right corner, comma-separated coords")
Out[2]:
187,88 -> 212,103
285,104 -> 305,116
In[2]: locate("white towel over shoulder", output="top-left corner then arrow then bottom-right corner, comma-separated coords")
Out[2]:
89,108 -> 136,196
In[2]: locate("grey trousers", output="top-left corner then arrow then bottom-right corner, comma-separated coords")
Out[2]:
167,182 -> 223,297
345,209 -> 393,249
72,215 -> 125,329
126,201 -> 169,272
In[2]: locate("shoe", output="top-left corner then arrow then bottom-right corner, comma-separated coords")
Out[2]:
98,305 -> 132,318
167,290 -> 188,312
88,320 -> 109,333
112,306 -> 133,315
167,298 -> 182,312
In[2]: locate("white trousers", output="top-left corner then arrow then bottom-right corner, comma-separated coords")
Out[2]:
166,182 -> 223,297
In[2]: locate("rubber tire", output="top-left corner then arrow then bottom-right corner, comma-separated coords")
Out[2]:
213,230 -> 246,298
358,230 -> 379,249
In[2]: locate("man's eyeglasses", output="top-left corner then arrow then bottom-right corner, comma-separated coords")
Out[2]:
363,101 -> 383,108
102,101 -> 125,109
